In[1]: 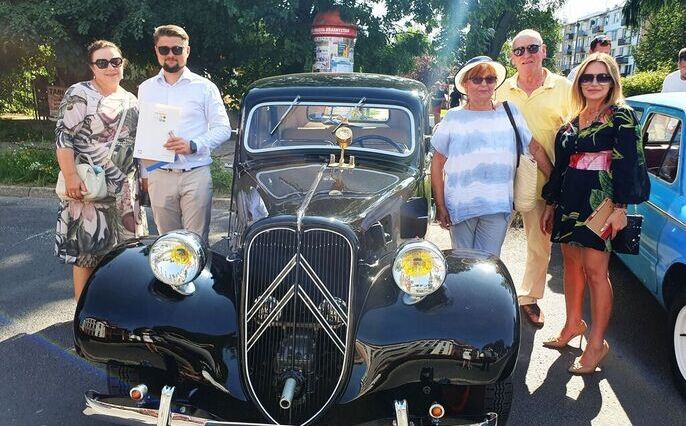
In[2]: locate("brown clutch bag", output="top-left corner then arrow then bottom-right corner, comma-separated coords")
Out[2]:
585,198 -> 614,239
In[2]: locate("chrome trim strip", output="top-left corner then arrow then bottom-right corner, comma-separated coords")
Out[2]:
298,290 -> 345,354
646,201 -> 686,230
297,164 -> 326,232
246,254 -> 297,322
300,256 -> 348,325
244,101 -> 417,158
84,390 -> 291,426
247,285 -> 295,351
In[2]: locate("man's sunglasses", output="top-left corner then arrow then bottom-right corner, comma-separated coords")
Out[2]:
91,58 -> 123,69
469,75 -> 498,85
157,45 -> 185,55
512,44 -> 540,57
579,73 -> 614,85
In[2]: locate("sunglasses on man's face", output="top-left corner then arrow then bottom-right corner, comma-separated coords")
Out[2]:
91,57 -> 123,69
512,44 -> 541,57
157,45 -> 185,55
579,73 -> 614,85
469,75 -> 498,85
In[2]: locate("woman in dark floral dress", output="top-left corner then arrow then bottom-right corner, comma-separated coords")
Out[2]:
55,40 -> 147,301
540,53 -> 647,374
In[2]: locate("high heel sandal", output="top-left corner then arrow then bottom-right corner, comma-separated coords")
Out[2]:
542,320 -> 588,349
568,340 -> 610,375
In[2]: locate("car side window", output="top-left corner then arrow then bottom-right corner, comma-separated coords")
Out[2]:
643,112 -> 682,183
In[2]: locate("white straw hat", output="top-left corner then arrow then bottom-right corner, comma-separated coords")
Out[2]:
454,55 -> 507,94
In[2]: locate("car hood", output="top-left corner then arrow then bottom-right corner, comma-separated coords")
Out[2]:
234,161 -> 419,230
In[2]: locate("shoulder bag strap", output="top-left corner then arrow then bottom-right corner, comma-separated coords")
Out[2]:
106,96 -> 130,160
503,101 -> 522,168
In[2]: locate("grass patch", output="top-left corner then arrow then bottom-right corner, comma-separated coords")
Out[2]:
0,144 -> 59,186
211,157 -> 233,196
0,147 -> 233,196
0,119 -> 55,142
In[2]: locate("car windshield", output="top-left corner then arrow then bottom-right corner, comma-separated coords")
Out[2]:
244,102 -> 414,156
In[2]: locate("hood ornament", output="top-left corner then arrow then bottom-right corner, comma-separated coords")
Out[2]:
330,126 -> 355,169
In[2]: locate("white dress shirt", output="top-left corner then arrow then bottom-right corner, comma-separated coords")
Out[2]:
138,67 -> 231,169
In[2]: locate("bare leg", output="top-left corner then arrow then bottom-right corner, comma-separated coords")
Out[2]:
579,247 -> 612,364
559,244 -> 586,337
73,266 -> 94,302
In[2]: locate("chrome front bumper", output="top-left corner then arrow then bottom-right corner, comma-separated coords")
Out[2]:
84,390 -> 497,426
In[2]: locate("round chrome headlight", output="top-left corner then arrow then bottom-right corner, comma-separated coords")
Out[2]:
392,240 -> 446,300
149,230 -> 207,293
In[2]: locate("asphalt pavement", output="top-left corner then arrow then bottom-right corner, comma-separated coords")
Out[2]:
1,195 -> 685,425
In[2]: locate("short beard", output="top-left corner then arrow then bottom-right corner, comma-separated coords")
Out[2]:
163,63 -> 182,73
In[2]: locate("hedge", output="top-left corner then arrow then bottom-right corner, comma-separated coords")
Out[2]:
621,69 -> 671,97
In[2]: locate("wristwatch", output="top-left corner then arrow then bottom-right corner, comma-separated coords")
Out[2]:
189,140 -> 197,154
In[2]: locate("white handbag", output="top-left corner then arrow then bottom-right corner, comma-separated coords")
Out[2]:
56,98 -> 128,202
503,101 -> 538,213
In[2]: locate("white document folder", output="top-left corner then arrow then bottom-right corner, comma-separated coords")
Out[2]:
134,103 -> 180,162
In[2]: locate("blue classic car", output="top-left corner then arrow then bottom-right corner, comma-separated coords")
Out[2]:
618,93 -> 686,398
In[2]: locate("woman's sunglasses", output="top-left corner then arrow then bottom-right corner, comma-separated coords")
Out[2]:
157,45 -> 185,55
91,58 -> 123,69
512,44 -> 540,57
579,73 -> 614,85
469,76 -> 498,85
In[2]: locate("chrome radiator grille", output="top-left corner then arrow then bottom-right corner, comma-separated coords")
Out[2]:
243,226 -> 354,425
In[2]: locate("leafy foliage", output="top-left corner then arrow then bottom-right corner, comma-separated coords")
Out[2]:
633,4 -> 686,71
621,69 -> 670,97
623,0 -> 686,27
0,144 -> 59,185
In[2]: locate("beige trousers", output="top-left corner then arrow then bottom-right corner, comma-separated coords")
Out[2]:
148,166 -> 213,243
518,199 -> 552,305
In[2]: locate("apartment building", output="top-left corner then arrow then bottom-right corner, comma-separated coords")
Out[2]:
557,4 -> 642,77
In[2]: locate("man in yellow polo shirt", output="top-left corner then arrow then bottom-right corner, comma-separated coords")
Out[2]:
496,29 -> 571,327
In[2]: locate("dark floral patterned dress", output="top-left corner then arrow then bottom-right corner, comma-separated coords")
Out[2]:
54,82 -> 148,267
542,104 -> 644,252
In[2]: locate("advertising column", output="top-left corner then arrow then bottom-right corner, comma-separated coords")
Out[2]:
311,10 -> 357,73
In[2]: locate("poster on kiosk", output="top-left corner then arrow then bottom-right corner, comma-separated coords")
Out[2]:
311,10 -> 357,73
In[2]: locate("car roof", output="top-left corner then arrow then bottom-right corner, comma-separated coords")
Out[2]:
627,93 -> 686,112
247,72 -> 427,93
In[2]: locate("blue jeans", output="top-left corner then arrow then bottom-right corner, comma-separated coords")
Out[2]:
449,213 -> 509,257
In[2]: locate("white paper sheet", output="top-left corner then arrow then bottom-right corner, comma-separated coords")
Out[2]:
134,103 -> 180,162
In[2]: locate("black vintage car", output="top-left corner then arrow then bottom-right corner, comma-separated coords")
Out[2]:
74,73 -> 520,426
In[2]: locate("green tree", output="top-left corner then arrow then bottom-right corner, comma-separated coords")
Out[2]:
633,4 -> 686,71
623,0 -> 686,27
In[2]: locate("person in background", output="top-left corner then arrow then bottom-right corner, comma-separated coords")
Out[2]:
449,86 -> 462,108
138,24 -> 231,243
431,81 -> 447,124
431,56 -> 532,257
568,35 -> 612,82
541,53 -> 646,374
661,47 -> 686,92
495,29 -> 572,327
55,40 -> 148,301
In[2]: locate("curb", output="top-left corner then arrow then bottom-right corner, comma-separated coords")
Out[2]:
0,185 -> 231,210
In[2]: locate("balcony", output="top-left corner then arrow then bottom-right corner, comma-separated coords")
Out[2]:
616,56 -> 629,64
566,33 -> 574,40
577,30 -> 588,37
617,37 -> 627,45
593,25 -> 604,33
566,47 -> 573,55
576,46 -> 586,53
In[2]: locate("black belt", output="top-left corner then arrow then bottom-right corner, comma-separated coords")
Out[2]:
160,166 -> 203,173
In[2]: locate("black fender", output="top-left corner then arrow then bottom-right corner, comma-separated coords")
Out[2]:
340,249 -> 519,403
73,238 -> 247,401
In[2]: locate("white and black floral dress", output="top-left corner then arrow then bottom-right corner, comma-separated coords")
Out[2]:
54,82 -> 148,267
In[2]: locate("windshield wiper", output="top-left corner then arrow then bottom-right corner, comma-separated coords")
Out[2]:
270,95 -> 301,135
331,97 -> 366,134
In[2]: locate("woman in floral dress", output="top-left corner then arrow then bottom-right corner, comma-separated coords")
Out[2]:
541,53 -> 647,374
55,40 -> 147,301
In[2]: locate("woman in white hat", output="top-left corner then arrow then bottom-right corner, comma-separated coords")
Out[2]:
431,56 -> 533,256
